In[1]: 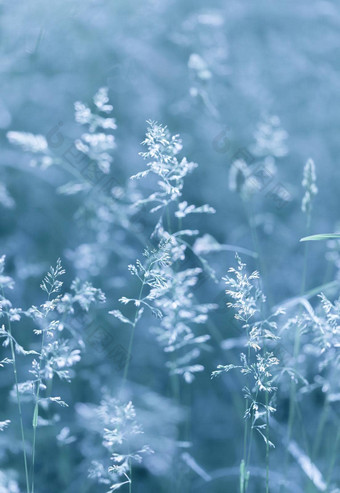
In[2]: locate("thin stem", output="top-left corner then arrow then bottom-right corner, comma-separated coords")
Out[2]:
31,284 -> 55,493
4,310 -> 30,493
245,389 -> 259,472
242,333 -> 252,493
265,392 -> 270,493
31,326 -> 46,493
166,202 -> 182,493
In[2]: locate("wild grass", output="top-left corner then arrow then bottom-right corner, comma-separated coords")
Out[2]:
1,85 -> 339,493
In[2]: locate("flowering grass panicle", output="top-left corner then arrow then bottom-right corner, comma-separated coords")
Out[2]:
89,397 -> 153,492
0,255 -> 106,493
212,254 -> 281,493
132,121 -> 215,224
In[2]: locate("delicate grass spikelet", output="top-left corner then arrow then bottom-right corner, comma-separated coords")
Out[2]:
301,158 -> 318,217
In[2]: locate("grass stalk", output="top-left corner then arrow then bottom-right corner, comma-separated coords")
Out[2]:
6,313 -> 30,493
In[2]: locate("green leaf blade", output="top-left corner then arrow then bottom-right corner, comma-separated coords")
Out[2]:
300,233 -> 340,242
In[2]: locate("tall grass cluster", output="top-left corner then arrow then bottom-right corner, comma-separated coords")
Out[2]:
1,2 -> 340,492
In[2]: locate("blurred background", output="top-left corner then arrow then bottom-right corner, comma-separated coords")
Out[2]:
1,0 -> 340,491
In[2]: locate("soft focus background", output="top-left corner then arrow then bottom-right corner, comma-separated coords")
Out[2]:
1,1 -> 340,492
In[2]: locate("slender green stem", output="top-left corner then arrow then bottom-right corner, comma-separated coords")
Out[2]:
240,199 -> 267,492
31,285 -> 55,493
5,314 -> 30,493
265,392 -> 270,493
245,389 -> 259,472
31,326 -> 46,493
242,334 -> 252,493
166,203 -> 182,493
245,199 -> 274,493
118,280 -> 146,493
